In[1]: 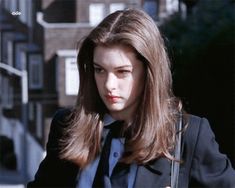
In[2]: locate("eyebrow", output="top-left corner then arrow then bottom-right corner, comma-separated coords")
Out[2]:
93,62 -> 132,69
93,63 -> 102,67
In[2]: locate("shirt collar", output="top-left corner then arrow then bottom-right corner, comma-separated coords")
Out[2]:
103,114 -> 116,126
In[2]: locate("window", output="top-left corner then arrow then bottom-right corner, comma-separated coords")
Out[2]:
36,102 -> 42,138
19,50 -> 27,70
2,76 -> 13,109
2,32 -> 14,64
7,40 -> 13,67
27,0 -> 33,27
110,3 -> 125,13
0,74 -> 2,105
166,0 -> 179,15
29,54 -> 43,89
19,0 -> 27,23
89,3 -> 105,26
15,43 -> 27,70
3,0 -> 10,10
28,102 -> 34,121
10,0 -> 17,13
65,57 -> 79,96
0,31 -> 2,61
143,0 -> 158,20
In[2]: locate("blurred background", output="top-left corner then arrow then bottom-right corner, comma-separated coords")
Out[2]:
0,0 -> 234,187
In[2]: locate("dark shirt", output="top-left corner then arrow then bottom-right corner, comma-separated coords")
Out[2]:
77,114 -> 137,188
27,109 -> 235,188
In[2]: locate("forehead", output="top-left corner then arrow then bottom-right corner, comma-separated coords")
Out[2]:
93,44 -> 139,67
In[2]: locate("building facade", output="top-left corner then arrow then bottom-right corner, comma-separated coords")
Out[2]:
0,0 -> 182,182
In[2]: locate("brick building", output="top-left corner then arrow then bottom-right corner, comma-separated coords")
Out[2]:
0,0 -> 181,182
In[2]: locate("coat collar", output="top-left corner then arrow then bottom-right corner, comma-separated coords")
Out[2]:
73,156 -> 172,188
134,157 -> 172,188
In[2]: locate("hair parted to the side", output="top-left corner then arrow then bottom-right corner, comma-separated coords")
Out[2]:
59,9 -> 182,168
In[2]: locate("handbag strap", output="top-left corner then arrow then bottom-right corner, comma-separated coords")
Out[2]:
171,112 -> 183,188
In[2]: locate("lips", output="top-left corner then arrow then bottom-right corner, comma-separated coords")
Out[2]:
105,95 -> 121,103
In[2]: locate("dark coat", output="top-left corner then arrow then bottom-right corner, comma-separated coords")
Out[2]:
27,109 -> 235,188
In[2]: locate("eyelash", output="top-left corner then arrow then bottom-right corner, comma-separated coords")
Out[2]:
94,67 -> 104,73
94,67 -> 132,75
117,70 -> 131,74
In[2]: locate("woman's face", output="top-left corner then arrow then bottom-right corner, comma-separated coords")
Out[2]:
93,44 -> 145,122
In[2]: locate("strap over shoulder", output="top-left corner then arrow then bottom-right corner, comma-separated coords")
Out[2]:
171,112 -> 183,188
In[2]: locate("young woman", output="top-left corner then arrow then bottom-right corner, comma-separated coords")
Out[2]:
28,9 -> 235,188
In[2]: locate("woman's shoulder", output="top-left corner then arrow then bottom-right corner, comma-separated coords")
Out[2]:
186,114 -> 209,126
184,114 -> 211,135
45,108 -> 73,151
47,108 -> 73,139
181,114 -> 223,162
51,108 -> 73,127
181,114 -> 213,152
182,115 -> 235,186
52,108 -> 73,120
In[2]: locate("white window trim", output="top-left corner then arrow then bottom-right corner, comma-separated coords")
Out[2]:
65,57 -> 79,96
89,3 -> 105,26
19,0 -> 27,23
110,3 -> 126,14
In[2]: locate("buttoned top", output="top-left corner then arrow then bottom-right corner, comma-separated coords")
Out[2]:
77,114 -> 137,188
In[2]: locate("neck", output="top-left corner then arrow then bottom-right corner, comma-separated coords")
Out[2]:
109,106 -> 138,125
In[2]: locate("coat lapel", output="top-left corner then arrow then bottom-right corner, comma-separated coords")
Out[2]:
134,157 -> 171,188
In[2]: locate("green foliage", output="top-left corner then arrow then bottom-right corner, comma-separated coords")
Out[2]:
160,0 -> 235,99
160,0 -> 235,164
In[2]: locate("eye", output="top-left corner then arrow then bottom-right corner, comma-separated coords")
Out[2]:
117,69 -> 131,74
94,67 -> 104,74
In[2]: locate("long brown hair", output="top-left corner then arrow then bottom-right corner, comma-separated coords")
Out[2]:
59,9 -> 181,168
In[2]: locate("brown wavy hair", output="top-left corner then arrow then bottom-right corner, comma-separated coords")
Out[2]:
59,9 -> 182,168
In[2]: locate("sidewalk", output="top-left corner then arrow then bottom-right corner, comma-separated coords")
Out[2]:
0,168 -> 25,188
0,185 -> 24,188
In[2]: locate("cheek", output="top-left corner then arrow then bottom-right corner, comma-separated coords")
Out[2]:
120,78 -> 135,95
94,76 -> 103,91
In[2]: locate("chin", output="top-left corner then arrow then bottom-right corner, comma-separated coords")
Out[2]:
106,104 -> 125,112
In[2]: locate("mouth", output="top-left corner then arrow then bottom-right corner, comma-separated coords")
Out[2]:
105,95 -> 121,103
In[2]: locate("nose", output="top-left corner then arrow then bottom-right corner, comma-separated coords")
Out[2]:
105,73 -> 117,91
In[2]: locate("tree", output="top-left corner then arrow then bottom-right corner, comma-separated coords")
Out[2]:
161,0 -> 235,166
